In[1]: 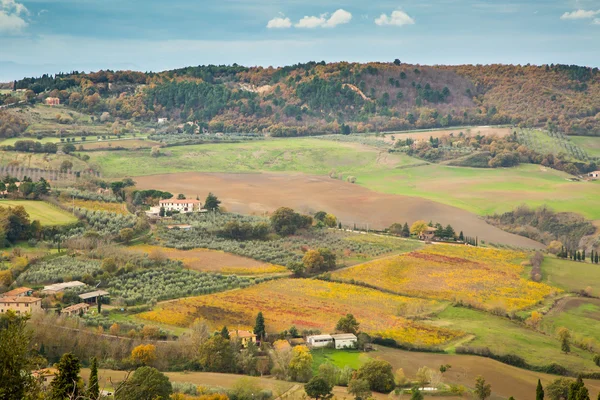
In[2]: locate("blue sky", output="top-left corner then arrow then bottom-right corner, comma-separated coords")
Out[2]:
0,0 -> 599,81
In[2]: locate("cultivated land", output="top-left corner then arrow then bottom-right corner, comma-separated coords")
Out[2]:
0,150 -> 89,171
0,200 -> 78,226
332,245 -> 558,312
126,244 -> 288,275
89,137 -> 600,221
79,138 -> 158,150
133,172 -> 543,249
381,125 -> 513,143
570,135 -> 600,158
138,278 -> 460,346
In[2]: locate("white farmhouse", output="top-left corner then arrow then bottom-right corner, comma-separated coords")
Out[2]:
331,333 -> 358,349
306,334 -> 333,348
159,198 -> 202,213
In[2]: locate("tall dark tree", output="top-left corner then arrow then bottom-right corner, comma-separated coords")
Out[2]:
402,223 -> 410,238
220,326 -> 230,339
88,357 -> 99,400
536,379 -> 544,400
254,312 -> 266,341
50,353 -> 81,400
304,376 -> 333,400
0,312 -> 36,400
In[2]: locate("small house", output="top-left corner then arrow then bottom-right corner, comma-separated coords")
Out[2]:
306,334 -> 333,348
45,97 -> 60,106
157,118 -> 168,124
33,368 -> 58,386
61,303 -> 90,316
589,171 -> 600,179
159,198 -> 202,213
331,333 -> 358,349
231,330 -> 257,348
418,226 -> 437,241
79,290 -> 109,305
0,296 -> 42,314
2,287 -> 33,297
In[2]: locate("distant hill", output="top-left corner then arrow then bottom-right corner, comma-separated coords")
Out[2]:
5,62 -> 600,136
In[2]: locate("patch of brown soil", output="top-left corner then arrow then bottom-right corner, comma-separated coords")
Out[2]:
133,172 -> 543,249
382,126 -> 512,143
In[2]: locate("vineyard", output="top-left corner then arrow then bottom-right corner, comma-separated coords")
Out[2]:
18,256 -> 102,284
138,278 -> 462,346
106,268 -> 254,305
332,245 -> 560,312
517,129 -> 593,161
160,212 -> 422,266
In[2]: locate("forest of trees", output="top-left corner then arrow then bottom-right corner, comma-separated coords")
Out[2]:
9,62 -> 600,136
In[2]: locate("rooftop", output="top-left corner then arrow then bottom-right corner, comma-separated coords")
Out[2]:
231,330 -> 256,338
43,281 -> 86,292
331,333 -> 358,340
62,303 -> 90,313
307,334 -> 333,340
79,290 -> 109,300
159,199 -> 202,204
2,287 -> 33,297
0,296 -> 42,304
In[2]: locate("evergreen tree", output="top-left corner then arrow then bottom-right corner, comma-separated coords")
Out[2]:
582,250 -> 586,262
204,192 -> 221,212
458,231 -> 464,241
568,376 -> 584,400
220,326 -> 230,339
402,223 -> 410,238
50,353 -> 81,400
254,312 -> 266,341
444,224 -> 455,239
536,379 -> 544,400
595,253 -> 599,264
88,357 -> 99,400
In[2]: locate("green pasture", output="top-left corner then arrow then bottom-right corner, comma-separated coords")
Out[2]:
538,257 -> 600,296
0,200 -> 78,226
311,348 -> 367,373
570,136 -> 600,158
433,306 -> 598,372
89,137 -> 600,220
541,298 -> 600,344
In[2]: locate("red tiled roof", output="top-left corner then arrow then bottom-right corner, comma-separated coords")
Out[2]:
0,296 -> 42,304
159,199 -> 201,204
2,287 -> 32,296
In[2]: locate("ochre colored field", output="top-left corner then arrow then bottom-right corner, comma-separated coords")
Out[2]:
138,279 -> 462,346
127,244 -> 287,275
382,126 -> 512,142
0,200 -> 78,226
80,139 -> 158,150
332,245 -> 560,312
61,199 -> 129,215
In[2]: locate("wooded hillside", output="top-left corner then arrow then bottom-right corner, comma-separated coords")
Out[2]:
7,62 -> 600,136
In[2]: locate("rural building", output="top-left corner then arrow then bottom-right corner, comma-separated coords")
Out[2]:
45,97 -> 60,106
331,333 -> 358,349
289,338 -> 306,347
589,171 -> 600,179
166,224 -> 193,230
33,368 -> 58,386
79,290 -> 109,304
0,296 -> 42,314
230,330 -> 257,348
159,198 -> 202,213
42,281 -> 86,294
2,287 -> 33,297
61,303 -> 90,316
157,118 -> 168,124
306,334 -> 333,348
419,226 -> 437,241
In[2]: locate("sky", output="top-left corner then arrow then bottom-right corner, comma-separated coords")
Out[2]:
0,0 -> 599,81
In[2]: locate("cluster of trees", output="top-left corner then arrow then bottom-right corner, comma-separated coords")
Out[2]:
10,62 -> 598,136
1,140 -> 58,154
557,247 -> 600,264
395,220 -> 463,242
218,220 -> 271,241
0,111 -> 28,138
270,207 -> 313,236
131,189 -> 173,206
0,176 -> 51,200
0,206 -> 42,246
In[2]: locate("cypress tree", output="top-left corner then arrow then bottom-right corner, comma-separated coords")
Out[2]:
220,326 -> 230,339
50,353 -> 81,400
458,231 -> 464,241
88,357 -> 99,400
402,223 -> 410,238
595,253 -> 599,264
583,250 -> 586,262
536,379 -> 544,400
254,312 -> 266,341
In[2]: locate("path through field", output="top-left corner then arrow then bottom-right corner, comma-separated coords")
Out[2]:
134,172 -> 543,249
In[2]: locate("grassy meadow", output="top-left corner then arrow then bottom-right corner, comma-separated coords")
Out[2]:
538,257 -> 600,296
88,137 -> 600,220
541,297 -> 600,347
0,200 -> 78,226
570,135 -> 600,158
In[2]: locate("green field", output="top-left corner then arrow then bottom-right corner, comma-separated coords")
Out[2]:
311,348 -> 367,373
538,257 -> 600,296
0,200 -> 78,226
433,306 -> 598,372
570,136 -> 600,158
90,138 -> 600,220
541,298 -> 600,345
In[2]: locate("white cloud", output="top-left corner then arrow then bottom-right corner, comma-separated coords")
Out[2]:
267,16 -> 292,29
594,18 -> 600,24
323,9 -> 352,28
0,0 -> 28,34
375,10 -> 415,26
295,9 -> 352,28
560,9 -> 600,20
